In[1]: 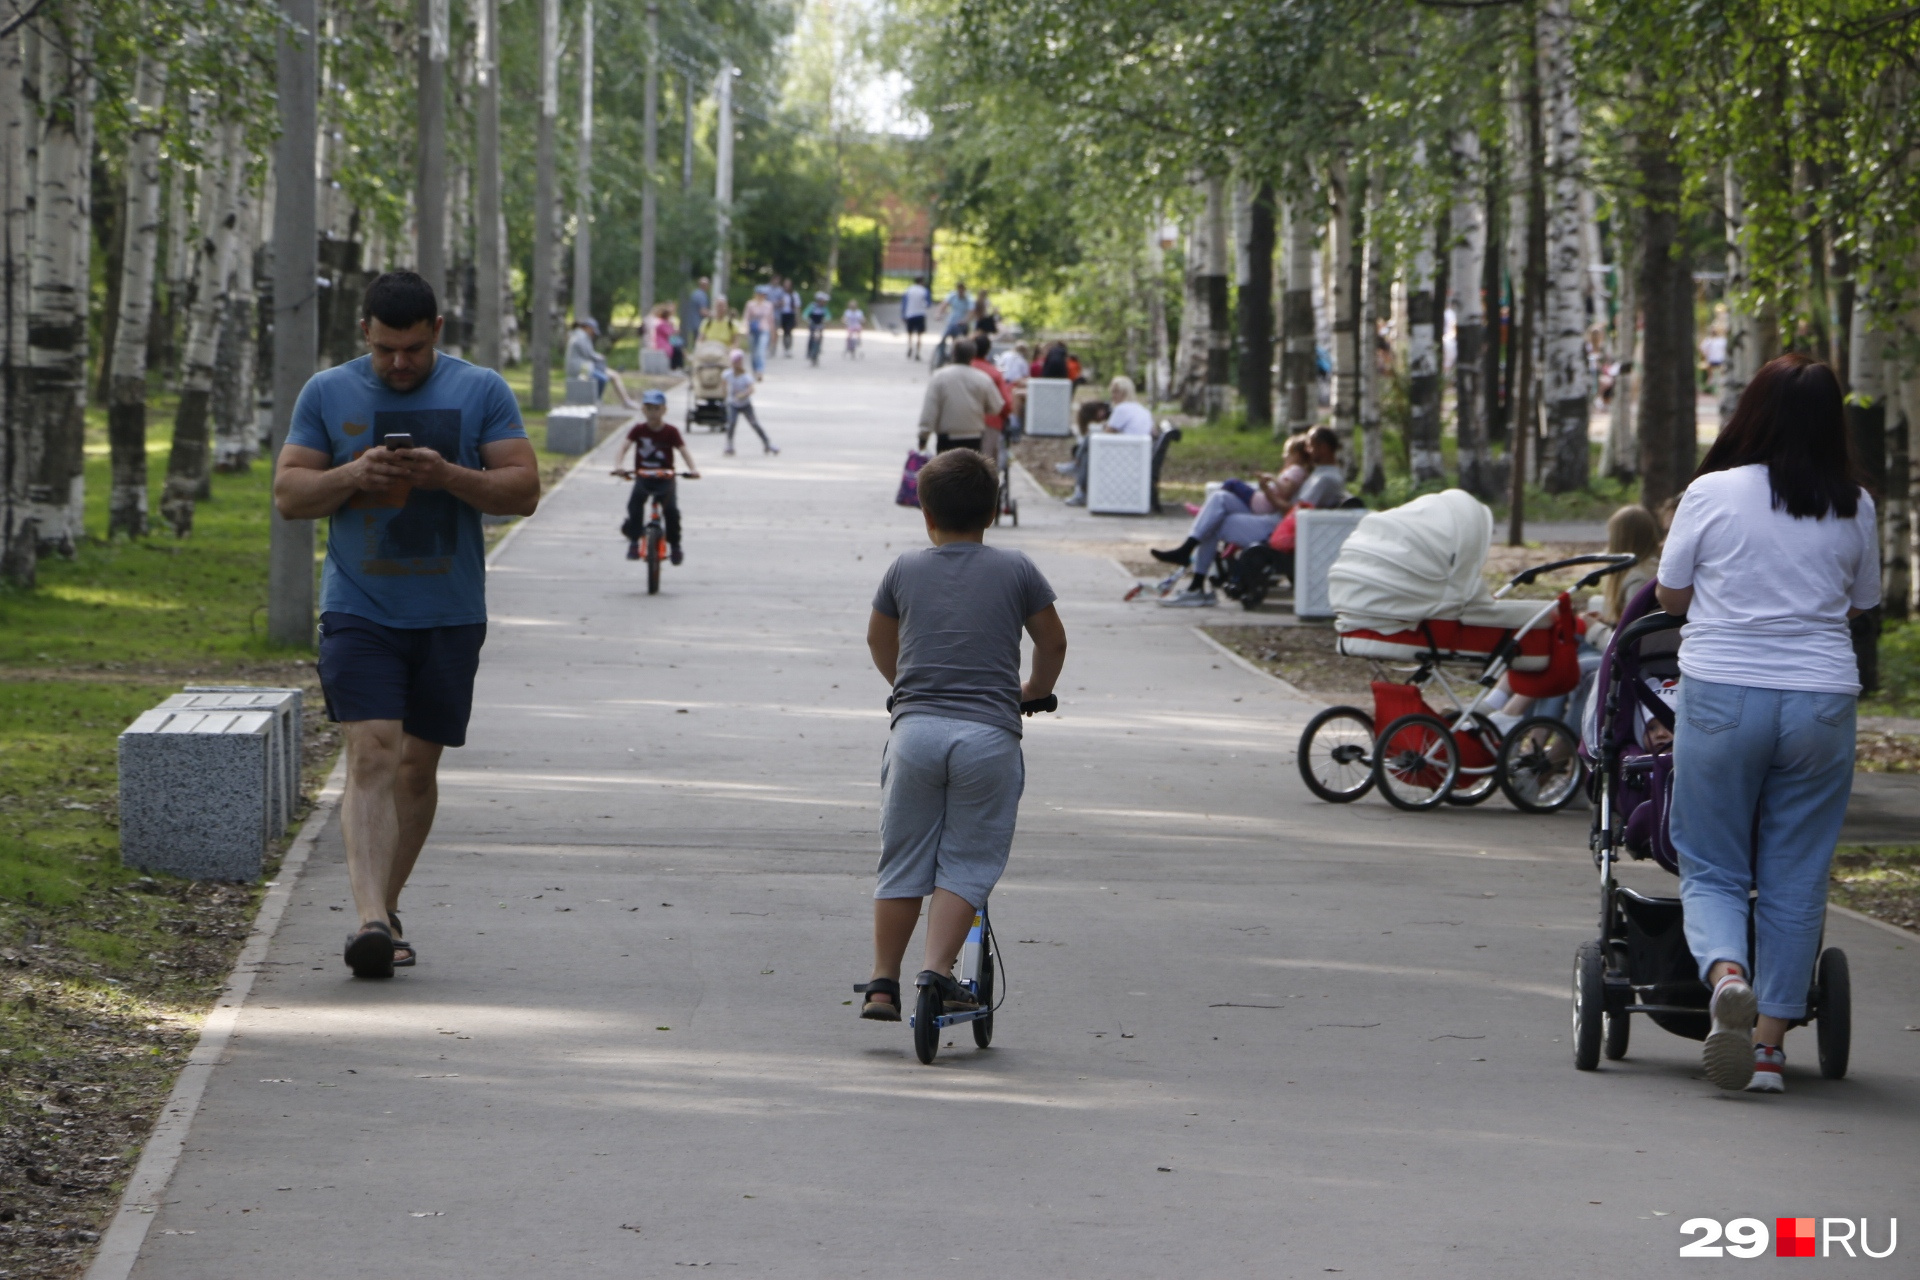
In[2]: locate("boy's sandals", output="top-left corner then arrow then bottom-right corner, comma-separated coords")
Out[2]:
388,912 -> 416,968
344,920 -> 396,980
853,977 -> 901,1021
916,969 -> 981,1013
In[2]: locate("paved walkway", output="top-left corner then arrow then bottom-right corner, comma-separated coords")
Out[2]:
124,337 -> 1918,1278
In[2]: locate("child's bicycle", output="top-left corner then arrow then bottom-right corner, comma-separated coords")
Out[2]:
611,468 -> 697,595
866,694 -> 1056,1065
806,320 -> 825,366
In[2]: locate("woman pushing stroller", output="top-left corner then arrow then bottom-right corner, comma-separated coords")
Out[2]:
1657,354 -> 1878,1093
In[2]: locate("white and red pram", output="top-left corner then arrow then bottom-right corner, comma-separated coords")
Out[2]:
1296,489 -> 1634,811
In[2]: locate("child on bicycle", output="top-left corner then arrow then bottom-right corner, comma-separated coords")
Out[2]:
612,389 -> 700,565
856,449 -> 1068,1021
842,302 -> 865,358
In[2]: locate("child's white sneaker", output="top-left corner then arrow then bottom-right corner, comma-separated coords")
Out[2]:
1703,972 -> 1757,1089
1745,1043 -> 1786,1093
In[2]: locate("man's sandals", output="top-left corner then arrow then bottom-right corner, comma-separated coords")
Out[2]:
344,914 -> 417,980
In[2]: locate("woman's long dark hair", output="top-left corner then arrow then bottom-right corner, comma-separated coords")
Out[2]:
1695,353 -> 1863,518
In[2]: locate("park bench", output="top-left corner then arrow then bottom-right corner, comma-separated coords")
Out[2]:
118,686 -> 304,882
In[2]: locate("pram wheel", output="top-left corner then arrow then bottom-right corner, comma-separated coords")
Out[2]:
1572,940 -> 1605,1071
913,982 -> 942,1065
1815,947 -> 1850,1079
1372,714 -> 1460,811
1497,716 -> 1583,813
1604,996 -> 1631,1060
1441,711 -> 1500,806
1298,706 -> 1376,803
973,949 -> 996,1048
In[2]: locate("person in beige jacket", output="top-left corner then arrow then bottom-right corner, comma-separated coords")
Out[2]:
916,337 -> 1009,464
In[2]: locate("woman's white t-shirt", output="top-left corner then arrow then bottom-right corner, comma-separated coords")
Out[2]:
1657,464 -> 1879,694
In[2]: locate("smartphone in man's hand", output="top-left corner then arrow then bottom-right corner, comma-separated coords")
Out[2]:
381,432 -> 415,451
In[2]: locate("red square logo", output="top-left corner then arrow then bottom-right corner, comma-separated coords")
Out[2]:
1777,1218 -> 1817,1258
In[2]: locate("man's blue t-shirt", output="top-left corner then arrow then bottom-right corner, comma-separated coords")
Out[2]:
286,353 -> 526,629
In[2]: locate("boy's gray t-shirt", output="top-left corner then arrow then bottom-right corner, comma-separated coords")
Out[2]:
872,542 -> 1057,736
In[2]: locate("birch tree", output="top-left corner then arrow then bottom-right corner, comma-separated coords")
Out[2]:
1406,141 -> 1443,484
212,171 -> 260,473
25,7 -> 92,556
1235,179 -> 1274,429
0,20 -> 33,584
107,53 -> 167,539
1281,195 -> 1316,436
1328,156 -> 1358,464
529,0 -> 557,409
1538,0 -> 1588,493
159,118 -> 243,536
1451,128 -> 1491,498
1359,170 -> 1386,495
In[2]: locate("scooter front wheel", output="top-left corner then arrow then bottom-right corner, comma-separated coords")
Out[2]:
913,982 -> 941,1064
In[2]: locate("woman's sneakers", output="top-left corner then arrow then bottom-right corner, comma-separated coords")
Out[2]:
1702,971 -> 1758,1089
1746,1043 -> 1786,1093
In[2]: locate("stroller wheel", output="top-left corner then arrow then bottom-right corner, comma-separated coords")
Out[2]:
1815,947 -> 1850,1079
1497,716 -> 1583,813
1441,711 -> 1500,806
1572,940 -> 1605,1071
1372,714 -> 1460,811
1298,706 -> 1376,803
1604,999 -> 1631,1060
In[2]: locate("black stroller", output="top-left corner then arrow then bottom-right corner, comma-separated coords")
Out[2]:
1572,581 -> 1851,1075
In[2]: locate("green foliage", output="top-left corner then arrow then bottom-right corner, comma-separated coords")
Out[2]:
1868,619 -> 1920,717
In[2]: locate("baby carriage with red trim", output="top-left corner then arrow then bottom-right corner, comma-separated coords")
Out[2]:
1568,581 -> 1851,1074
1295,489 -> 1634,811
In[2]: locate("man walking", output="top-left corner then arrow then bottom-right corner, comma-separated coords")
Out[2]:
901,275 -> 931,361
917,336 -> 1005,460
273,271 -> 539,978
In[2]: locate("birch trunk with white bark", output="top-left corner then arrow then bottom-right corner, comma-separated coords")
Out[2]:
1359,170 -> 1386,494
529,0 -> 558,408
1144,215 -> 1168,404
212,171 -> 260,473
1329,157 -> 1358,463
1539,0 -> 1589,492
1451,128 -> 1491,498
472,0 -> 502,368
0,24 -> 33,583
1202,174 -> 1231,421
107,54 -> 165,539
160,120 -> 242,535
1282,196 -> 1316,435
26,11 -> 91,556
1601,215 -> 1637,479
1406,142 -> 1443,483
1176,180 -> 1211,415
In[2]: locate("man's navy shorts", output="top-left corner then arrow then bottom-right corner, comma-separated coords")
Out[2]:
317,612 -> 487,747
904,315 -> 926,335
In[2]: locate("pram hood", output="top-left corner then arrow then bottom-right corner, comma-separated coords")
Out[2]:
1327,489 -> 1496,632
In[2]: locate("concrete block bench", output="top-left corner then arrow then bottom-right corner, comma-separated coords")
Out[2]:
119,707 -> 275,881
546,405 -> 598,455
175,687 -> 303,835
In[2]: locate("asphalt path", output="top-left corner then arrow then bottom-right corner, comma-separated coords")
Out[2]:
122,335 -> 1919,1278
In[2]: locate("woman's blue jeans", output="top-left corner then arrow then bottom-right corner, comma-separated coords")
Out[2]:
1670,678 -> 1856,1020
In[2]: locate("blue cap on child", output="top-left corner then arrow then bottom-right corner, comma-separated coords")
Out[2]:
640,389 -> 667,406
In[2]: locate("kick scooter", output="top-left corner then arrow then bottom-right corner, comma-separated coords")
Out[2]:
861,695 -> 1056,1065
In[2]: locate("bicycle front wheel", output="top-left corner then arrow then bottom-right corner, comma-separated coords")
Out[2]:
645,528 -> 663,595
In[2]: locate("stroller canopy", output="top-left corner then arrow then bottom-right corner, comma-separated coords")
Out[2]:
1327,489 -> 1495,632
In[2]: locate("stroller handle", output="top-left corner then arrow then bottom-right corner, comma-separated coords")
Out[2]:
1500,553 -> 1638,595
1614,608 -> 1685,651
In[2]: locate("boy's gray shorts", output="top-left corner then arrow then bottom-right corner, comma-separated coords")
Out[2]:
876,714 -> 1025,908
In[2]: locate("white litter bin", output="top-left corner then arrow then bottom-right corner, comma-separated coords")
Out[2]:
1085,433 -> 1153,515
1294,508 -> 1369,620
1025,378 -> 1073,437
